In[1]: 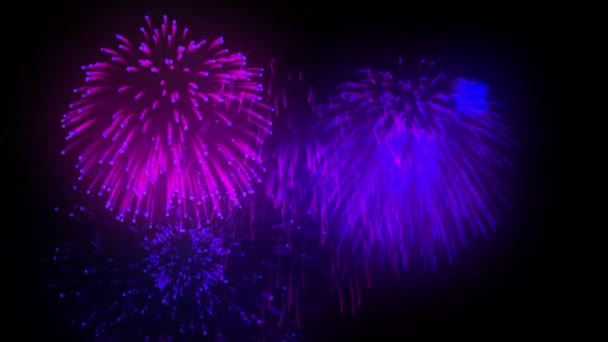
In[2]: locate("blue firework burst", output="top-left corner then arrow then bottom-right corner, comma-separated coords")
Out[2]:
47,206 -> 255,338
47,204 -> 306,340
310,58 -> 514,270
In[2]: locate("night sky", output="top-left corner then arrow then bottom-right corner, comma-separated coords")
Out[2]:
12,1 -> 553,340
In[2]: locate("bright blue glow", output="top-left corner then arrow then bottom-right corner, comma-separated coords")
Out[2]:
452,78 -> 490,117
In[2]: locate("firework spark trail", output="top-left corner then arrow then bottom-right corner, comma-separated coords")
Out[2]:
262,64 -> 319,234
261,63 -> 365,316
260,66 -> 331,322
310,58 -> 513,270
62,15 -> 273,228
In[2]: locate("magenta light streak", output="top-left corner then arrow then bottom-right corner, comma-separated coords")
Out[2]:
262,64 -> 319,227
260,65 -> 367,316
62,15 -> 273,228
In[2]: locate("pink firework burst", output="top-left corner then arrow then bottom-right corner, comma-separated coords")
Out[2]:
62,15 -> 273,227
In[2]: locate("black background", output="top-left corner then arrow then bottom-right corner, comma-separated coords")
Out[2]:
11,1 -> 554,340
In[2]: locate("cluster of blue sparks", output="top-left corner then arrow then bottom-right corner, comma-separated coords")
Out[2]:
49,206 -> 302,340
142,226 -> 229,308
51,14 -> 515,340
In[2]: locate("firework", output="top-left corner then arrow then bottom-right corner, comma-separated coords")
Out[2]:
310,58 -> 513,270
61,15 -> 273,228
141,225 -> 232,324
48,205 -> 307,340
48,206 -> 249,338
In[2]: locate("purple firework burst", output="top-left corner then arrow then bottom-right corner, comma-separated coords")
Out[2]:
310,58 -> 513,270
62,15 -> 273,228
